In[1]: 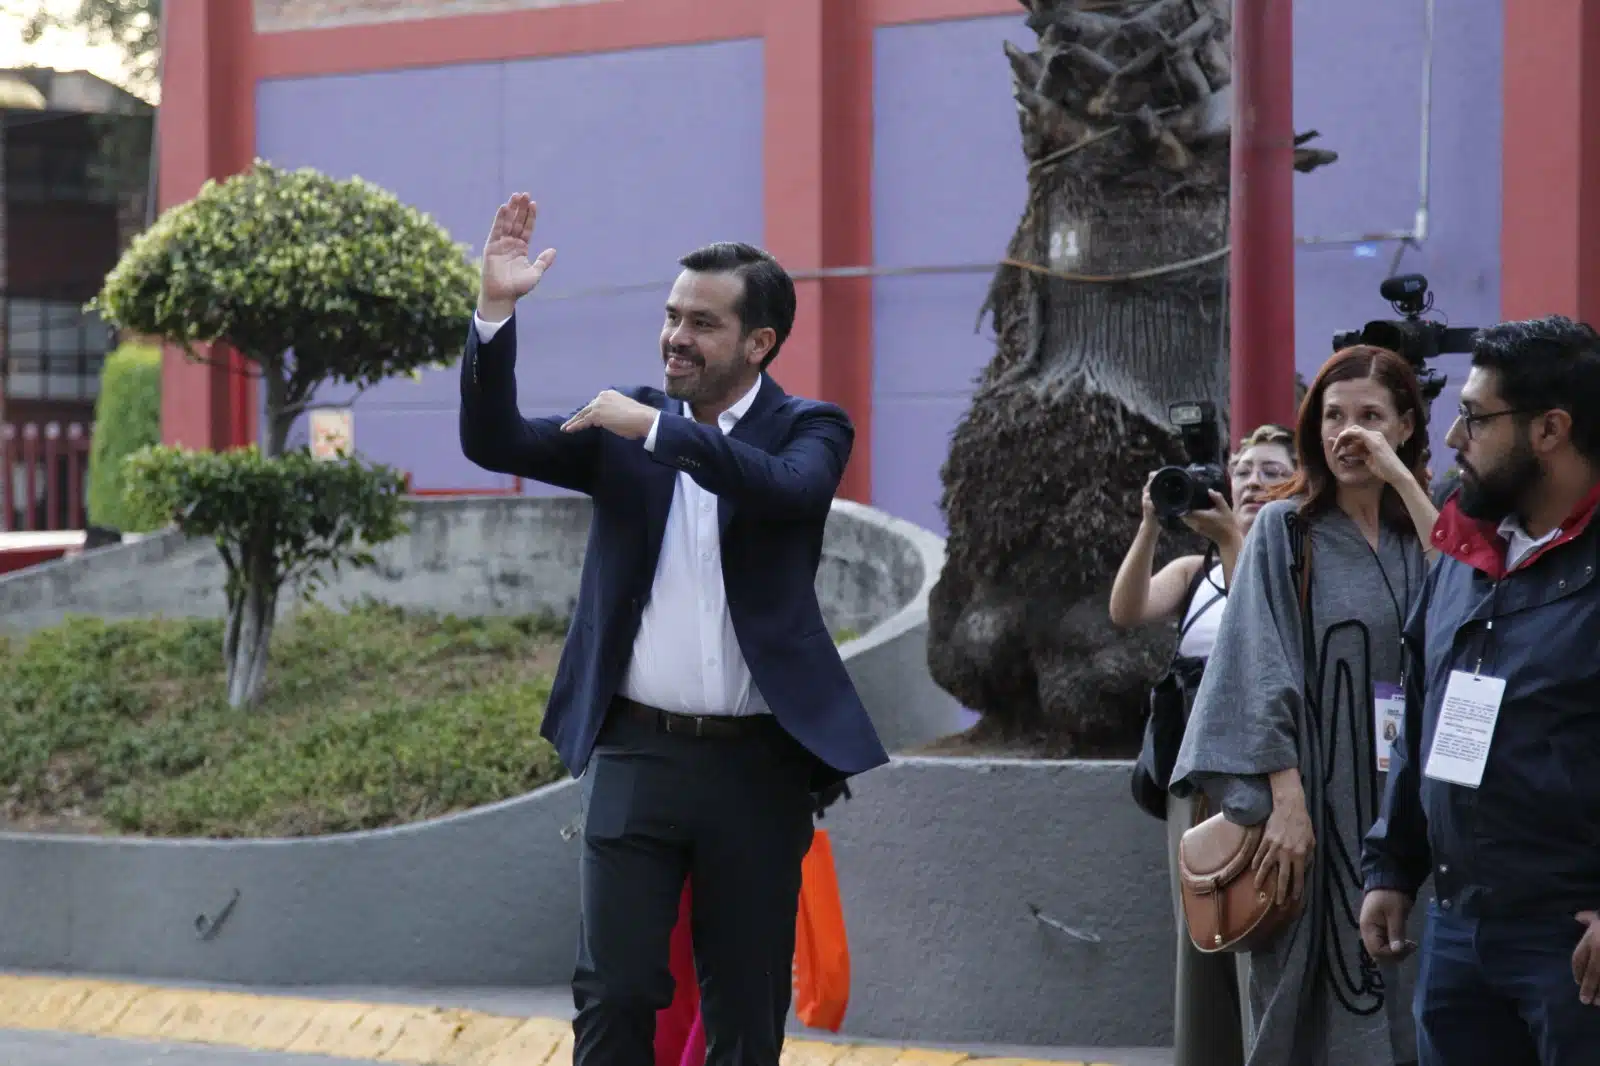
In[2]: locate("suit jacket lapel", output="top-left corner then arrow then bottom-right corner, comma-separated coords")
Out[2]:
641,396 -> 681,562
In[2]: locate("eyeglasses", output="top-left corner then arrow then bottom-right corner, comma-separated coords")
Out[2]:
1453,407 -> 1533,441
1232,462 -> 1293,482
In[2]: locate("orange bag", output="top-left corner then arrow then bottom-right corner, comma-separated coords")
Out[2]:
792,829 -> 851,1031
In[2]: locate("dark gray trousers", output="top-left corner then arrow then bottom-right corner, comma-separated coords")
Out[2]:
572,706 -> 816,1066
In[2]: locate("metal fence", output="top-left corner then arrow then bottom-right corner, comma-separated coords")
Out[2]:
1,420 -> 92,532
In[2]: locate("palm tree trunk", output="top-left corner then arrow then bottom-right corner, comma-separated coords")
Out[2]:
929,0 -> 1250,756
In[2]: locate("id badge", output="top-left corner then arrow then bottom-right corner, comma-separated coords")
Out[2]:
1423,670 -> 1507,789
1374,682 -> 1405,774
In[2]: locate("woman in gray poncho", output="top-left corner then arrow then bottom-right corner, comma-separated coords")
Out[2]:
1171,345 -> 1439,1066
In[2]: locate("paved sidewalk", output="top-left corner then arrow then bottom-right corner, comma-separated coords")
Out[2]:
0,974 -> 1175,1065
0,1030 -> 368,1065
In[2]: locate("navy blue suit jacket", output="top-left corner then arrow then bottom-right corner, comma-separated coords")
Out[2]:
458,315 -> 889,789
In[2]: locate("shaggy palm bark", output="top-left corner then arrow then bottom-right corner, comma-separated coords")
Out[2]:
927,0 -> 1333,756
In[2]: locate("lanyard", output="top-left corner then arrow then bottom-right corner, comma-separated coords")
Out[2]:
1361,532 -> 1413,686
1473,580 -> 1502,677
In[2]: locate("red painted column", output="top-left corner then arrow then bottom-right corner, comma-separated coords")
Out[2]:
1228,0 -> 1297,437
763,0 -> 874,504
157,0 -> 257,451
1502,0 -> 1600,324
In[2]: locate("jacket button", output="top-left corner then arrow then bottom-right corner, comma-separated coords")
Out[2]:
1560,580 -> 1568,589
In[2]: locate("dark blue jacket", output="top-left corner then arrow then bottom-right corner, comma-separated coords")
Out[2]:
1362,483 -> 1600,917
458,316 -> 889,789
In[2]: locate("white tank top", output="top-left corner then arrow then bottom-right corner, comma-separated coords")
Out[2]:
1176,563 -> 1227,659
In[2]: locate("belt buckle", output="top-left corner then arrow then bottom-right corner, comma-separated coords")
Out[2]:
658,710 -> 710,738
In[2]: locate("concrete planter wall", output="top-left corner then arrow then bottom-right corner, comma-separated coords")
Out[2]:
0,496 -> 1173,1045
818,757 -> 1170,1048
0,499 -> 964,970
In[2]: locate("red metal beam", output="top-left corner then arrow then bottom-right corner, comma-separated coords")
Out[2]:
158,0 -> 257,452
1502,0 -> 1600,324
869,0 -> 1018,24
763,0 -> 874,504
1228,0 -> 1298,438
253,0 -> 762,79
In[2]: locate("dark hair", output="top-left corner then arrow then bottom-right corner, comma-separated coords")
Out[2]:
1469,315 -> 1600,462
1271,344 -> 1429,530
678,242 -> 796,369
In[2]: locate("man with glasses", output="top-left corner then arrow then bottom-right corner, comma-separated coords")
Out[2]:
1360,314 -> 1600,1065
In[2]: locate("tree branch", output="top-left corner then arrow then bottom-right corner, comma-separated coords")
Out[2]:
1168,48 -> 1213,105
275,383 -> 375,424
1087,42 -> 1165,116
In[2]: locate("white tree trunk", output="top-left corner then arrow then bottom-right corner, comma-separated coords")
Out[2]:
223,545 -> 279,708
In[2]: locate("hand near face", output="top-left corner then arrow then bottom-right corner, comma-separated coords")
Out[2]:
1331,425 -> 1412,487
561,390 -> 657,440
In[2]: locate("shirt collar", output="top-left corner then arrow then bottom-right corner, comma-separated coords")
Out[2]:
1497,513 -> 1561,547
716,375 -> 764,433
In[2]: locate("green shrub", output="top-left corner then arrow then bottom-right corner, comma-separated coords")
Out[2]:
0,603 -> 568,838
86,342 -> 163,532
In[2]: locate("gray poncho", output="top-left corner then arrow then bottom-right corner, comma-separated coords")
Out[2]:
1171,498 -> 1425,1066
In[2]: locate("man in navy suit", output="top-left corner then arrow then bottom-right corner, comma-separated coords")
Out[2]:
459,194 -> 888,1066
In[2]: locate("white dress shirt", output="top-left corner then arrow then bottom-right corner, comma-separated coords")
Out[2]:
475,312 -> 767,717
1499,513 -> 1562,571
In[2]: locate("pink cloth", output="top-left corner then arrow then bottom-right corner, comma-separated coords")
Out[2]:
654,882 -> 704,1066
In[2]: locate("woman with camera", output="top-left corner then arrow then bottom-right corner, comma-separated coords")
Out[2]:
1110,422 -> 1295,1066
1170,345 -> 1438,1066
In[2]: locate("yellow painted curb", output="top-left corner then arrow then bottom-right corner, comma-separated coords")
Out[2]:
0,973 -> 1093,1065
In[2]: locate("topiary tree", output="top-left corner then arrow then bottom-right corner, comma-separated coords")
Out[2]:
93,160 -> 477,708
124,446 -> 407,708
926,0 -> 1335,757
94,160 -> 479,457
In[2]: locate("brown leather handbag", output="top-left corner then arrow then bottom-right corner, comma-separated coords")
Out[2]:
1177,520 -> 1314,954
1178,805 -> 1305,953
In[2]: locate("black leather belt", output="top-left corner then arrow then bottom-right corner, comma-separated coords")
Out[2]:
613,696 -> 771,739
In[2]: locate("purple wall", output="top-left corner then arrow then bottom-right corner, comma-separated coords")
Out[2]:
871,17 -> 1031,534
871,2 -> 1503,532
1293,0 -> 1502,473
255,40 -> 765,494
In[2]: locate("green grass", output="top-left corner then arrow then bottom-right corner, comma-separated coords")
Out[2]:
0,602 -> 569,839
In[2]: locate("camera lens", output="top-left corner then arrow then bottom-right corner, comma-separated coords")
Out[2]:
1149,466 -> 1194,519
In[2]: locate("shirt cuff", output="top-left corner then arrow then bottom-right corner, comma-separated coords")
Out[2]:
643,413 -> 661,452
473,311 -> 511,343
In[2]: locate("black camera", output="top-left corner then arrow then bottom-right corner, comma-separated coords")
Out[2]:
1149,401 -> 1227,530
1332,274 -> 1477,407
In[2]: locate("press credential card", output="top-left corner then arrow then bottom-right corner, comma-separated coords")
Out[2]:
1374,682 -> 1405,774
1423,671 -> 1507,789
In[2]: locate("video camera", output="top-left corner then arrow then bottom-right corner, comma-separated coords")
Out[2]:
1331,274 -> 1478,406
1149,401 -> 1227,531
